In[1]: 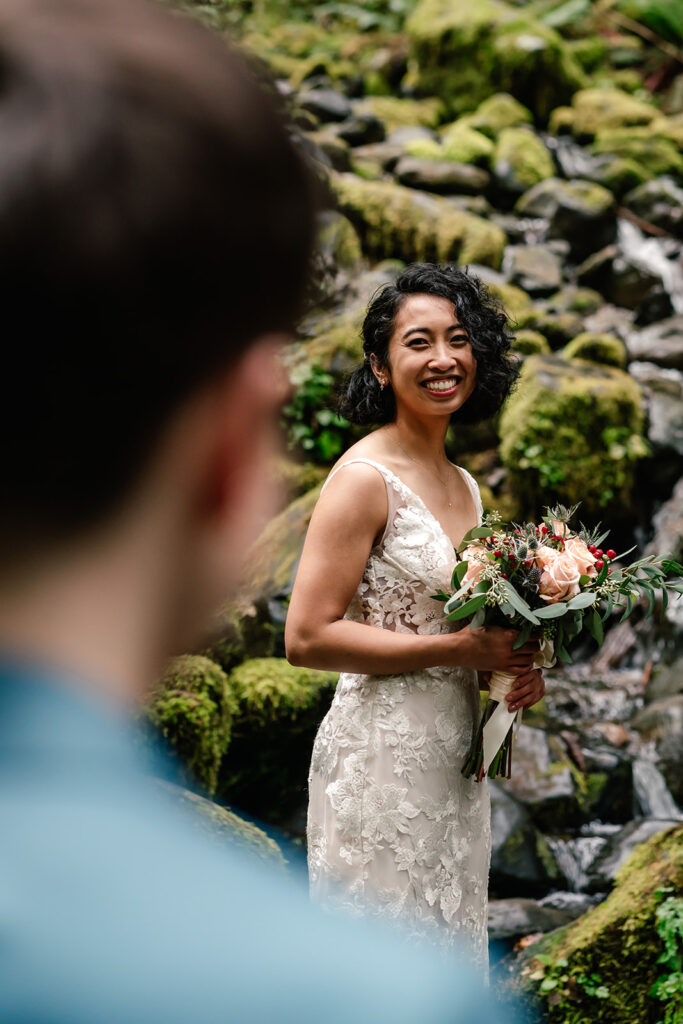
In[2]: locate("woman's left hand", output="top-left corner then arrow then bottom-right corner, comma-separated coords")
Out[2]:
505,668 -> 545,712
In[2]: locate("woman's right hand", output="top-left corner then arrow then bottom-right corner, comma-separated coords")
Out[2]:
447,626 -> 539,675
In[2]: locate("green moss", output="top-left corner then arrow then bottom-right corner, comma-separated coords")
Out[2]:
219,658 -> 338,825
466,93 -> 533,138
440,122 -> 495,165
499,353 -> 647,515
514,309 -> 583,350
567,35 -> 608,73
592,128 -> 683,179
562,332 -> 627,369
146,655 -> 237,797
353,96 -> 445,134
547,286 -> 603,315
302,302 -> 365,375
316,212 -> 363,271
332,172 -> 506,269
508,825 -> 683,1024
570,87 -> 658,140
486,281 -> 534,324
590,155 -> 652,197
493,126 -> 554,189
162,781 -> 285,869
512,329 -> 551,356
548,105 -> 575,135
404,138 -> 444,161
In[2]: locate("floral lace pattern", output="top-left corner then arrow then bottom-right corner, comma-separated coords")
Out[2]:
307,459 -> 491,972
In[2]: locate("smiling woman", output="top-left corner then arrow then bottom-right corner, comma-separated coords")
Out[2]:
285,263 -> 539,973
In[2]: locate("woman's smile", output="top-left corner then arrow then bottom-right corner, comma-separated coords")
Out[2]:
421,375 -> 462,396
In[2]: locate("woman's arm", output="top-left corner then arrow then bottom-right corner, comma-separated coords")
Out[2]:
285,463 -> 538,677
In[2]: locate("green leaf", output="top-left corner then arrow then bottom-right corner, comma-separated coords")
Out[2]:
452,561 -> 468,587
534,602 -> 568,619
431,590 -> 449,602
512,620 -> 533,649
471,579 -> 492,595
446,593 -> 487,621
470,607 -> 486,629
620,592 -> 634,622
501,602 -> 516,617
501,580 -> 540,624
601,592 -> 614,621
555,642 -> 573,663
567,592 -> 597,609
590,607 -> 604,644
579,574 -> 592,585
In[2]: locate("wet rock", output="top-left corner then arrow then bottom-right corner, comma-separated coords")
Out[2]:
497,725 -> 579,831
330,112 -> 385,147
632,756 -> 682,820
352,96 -> 443,135
582,302 -> 635,340
306,130 -> 351,172
492,127 -> 555,200
514,308 -> 583,349
645,477 -> 683,563
515,178 -> 617,260
444,195 -> 493,217
628,361 -> 683,457
489,782 -> 566,896
645,653 -> 683,702
592,128 -> 683,182
576,244 -> 663,311
438,122 -> 495,167
626,316 -> 683,371
583,818 -> 681,892
632,696 -> 683,807
502,245 -> 563,297
298,88 -> 352,124
386,125 -> 437,146
488,213 -> 548,246
467,93 -> 534,138
623,177 -> 683,239
488,898 -> 576,941
512,329 -> 551,356
332,172 -> 506,268
546,285 -> 603,316
568,87 -> 658,142
351,142 -> 403,172
393,156 -> 490,195
499,354 -> 646,517
315,210 -> 363,275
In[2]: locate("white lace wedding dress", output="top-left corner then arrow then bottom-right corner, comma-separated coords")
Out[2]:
307,458 -> 491,972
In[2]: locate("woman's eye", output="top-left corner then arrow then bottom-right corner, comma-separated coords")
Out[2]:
407,338 -> 428,347
451,336 -> 469,345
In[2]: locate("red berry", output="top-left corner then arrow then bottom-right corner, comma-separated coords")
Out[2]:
606,549 -> 616,560
595,559 -> 604,570
596,549 -> 603,558
525,559 -> 532,566
494,550 -> 502,557
607,567 -> 612,575
540,525 -> 548,534
503,573 -> 508,579
589,545 -> 597,554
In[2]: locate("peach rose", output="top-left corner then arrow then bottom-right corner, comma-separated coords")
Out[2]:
461,545 -> 488,587
535,544 -> 560,572
539,552 -> 581,603
564,536 -> 597,577
552,519 -> 570,538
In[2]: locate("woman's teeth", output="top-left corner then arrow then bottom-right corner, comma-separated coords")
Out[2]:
424,378 -> 458,392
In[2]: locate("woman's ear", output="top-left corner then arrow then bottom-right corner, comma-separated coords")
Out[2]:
369,354 -> 388,388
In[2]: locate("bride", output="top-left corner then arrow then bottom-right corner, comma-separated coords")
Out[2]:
285,263 -> 545,971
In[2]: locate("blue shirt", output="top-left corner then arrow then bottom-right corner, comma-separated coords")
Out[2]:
0,660 -> 513,1023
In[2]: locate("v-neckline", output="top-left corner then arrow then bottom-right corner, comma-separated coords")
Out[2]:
356,457 -> 480,551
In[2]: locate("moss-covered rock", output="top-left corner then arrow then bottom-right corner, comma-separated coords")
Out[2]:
499,353 -> 647,515
405,0 -> 585,121
438,121 -> 496,166
588,154 -> 652,198
146,655 -> 237,797
505,825 -> 683,1024
466,93 -> 534,138
592,128 -> 683,180
512,329 -> 551,355
219,658 -> 338,826
332,172 -> 506,269
316,210 -> 363,273
562,332 -> 627,369
160,781 -> 285,868
486,280 -> 534,324
353,96 -> 444,134
515,177 -> 617,260
301,301 -> 365,377
514,308 -> 584,350
548,105 -> 575,135
569,87 -> 658,141
492,126 -> 555,195
546,285 -> 603,316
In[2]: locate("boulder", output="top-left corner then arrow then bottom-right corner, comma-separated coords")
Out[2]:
502,244 -> 563,297
505,825 -> 683,1023
626,316 -> 683,372
561,332 -> 627,369
499,353 -> 647,516
488,897 -> 577,941
315,210 -> 363,274
575,244 -> 663,312
145,655 -> 237,798
592,128 -> 683,182
623,177 -> 683,239
332,172 -> 506,269
515,178 -> 617,260
466,93 -> 534,138
512,329 -> 550,356
568,87 -> 658,141
489,782 -> 565,896
298,88 -> 352,124
438,121 -> 495,166
645,476 -> 683,564
514,308 -> 584,350
546,285 -> 603,316
628,361 -> 683,457
632,695 -> 683,808
159,781 -> 285,868
496,725 -> 579,831
492,127 -> 555,198
405,0 -> 585,120
351,142 -> 403,172
306,130 -> 351,172
330,112 -> 385,147
393,156 -> 490,194
352,96 -> 444,134
645,653 -> 683,702
586,154 -> 652,199
583,818 -> 681,893
218,658 -> 338,826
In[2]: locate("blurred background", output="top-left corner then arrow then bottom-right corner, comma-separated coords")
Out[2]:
149,1 -> 683,1020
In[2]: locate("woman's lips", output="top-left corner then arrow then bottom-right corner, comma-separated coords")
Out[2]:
421,377 -> 461,396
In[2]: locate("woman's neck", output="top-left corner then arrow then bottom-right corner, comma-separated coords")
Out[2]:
383,414 -> 451,471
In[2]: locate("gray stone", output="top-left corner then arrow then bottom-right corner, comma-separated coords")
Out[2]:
584,818 -> 680,893
623,177 -> 683,239
297,89 -> 352,124
646,654 -> 683,702
351,142 -> 403,172
515,178 -> 617,260
393,156 -> 490,195
489,782 -> 565,896
497,725 -> 579,831
487,897 -> 576,941
632,696 -> 683,808
626,316 -> 683,372
386,125 -> 437,146
502,244 -> 563,297
576,246 -> 663,311
582,303 -> 635,340
330,113 -> 386,147
628,361 -> 683,456
645,476 -> 683,564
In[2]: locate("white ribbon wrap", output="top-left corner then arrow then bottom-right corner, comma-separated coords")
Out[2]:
482,637 -> 555,775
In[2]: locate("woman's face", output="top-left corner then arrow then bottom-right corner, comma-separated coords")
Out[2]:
374,293 -> 477,420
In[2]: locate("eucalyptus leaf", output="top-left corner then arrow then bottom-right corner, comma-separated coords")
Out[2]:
534,602 -> 568,619
567,592 -> 597,609
452,561 -> 468,587
470,607 -> 486,629
446,593 -> 487,621
590,607 -> 604,644
502,580 -> 540,624
512,621 -> 533,649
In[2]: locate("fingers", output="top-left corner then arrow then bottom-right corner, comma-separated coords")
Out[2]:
506,669 -> 545,712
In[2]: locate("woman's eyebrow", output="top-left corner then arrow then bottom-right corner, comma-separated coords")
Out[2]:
402,324 -> 469,339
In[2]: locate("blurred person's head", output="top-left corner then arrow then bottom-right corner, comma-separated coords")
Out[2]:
0,0 -> 315,685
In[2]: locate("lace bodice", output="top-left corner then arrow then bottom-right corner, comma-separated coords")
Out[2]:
307,458 -> 491,974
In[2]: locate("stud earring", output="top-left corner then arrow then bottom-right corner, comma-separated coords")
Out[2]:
379,379 -> 385,391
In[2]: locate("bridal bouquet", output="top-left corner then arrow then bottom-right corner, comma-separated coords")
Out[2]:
433,504 -> 683,782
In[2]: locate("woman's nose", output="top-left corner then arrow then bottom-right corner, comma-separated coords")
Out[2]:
428,341 -> 457,368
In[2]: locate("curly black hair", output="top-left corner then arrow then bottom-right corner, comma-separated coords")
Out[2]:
339,263 -> 519,426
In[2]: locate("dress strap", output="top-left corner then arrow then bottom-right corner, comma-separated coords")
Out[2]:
320,457 -> 398,495
456,466 -> 484,527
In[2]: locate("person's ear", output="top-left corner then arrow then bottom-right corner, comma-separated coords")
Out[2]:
369,354 -> 389,388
